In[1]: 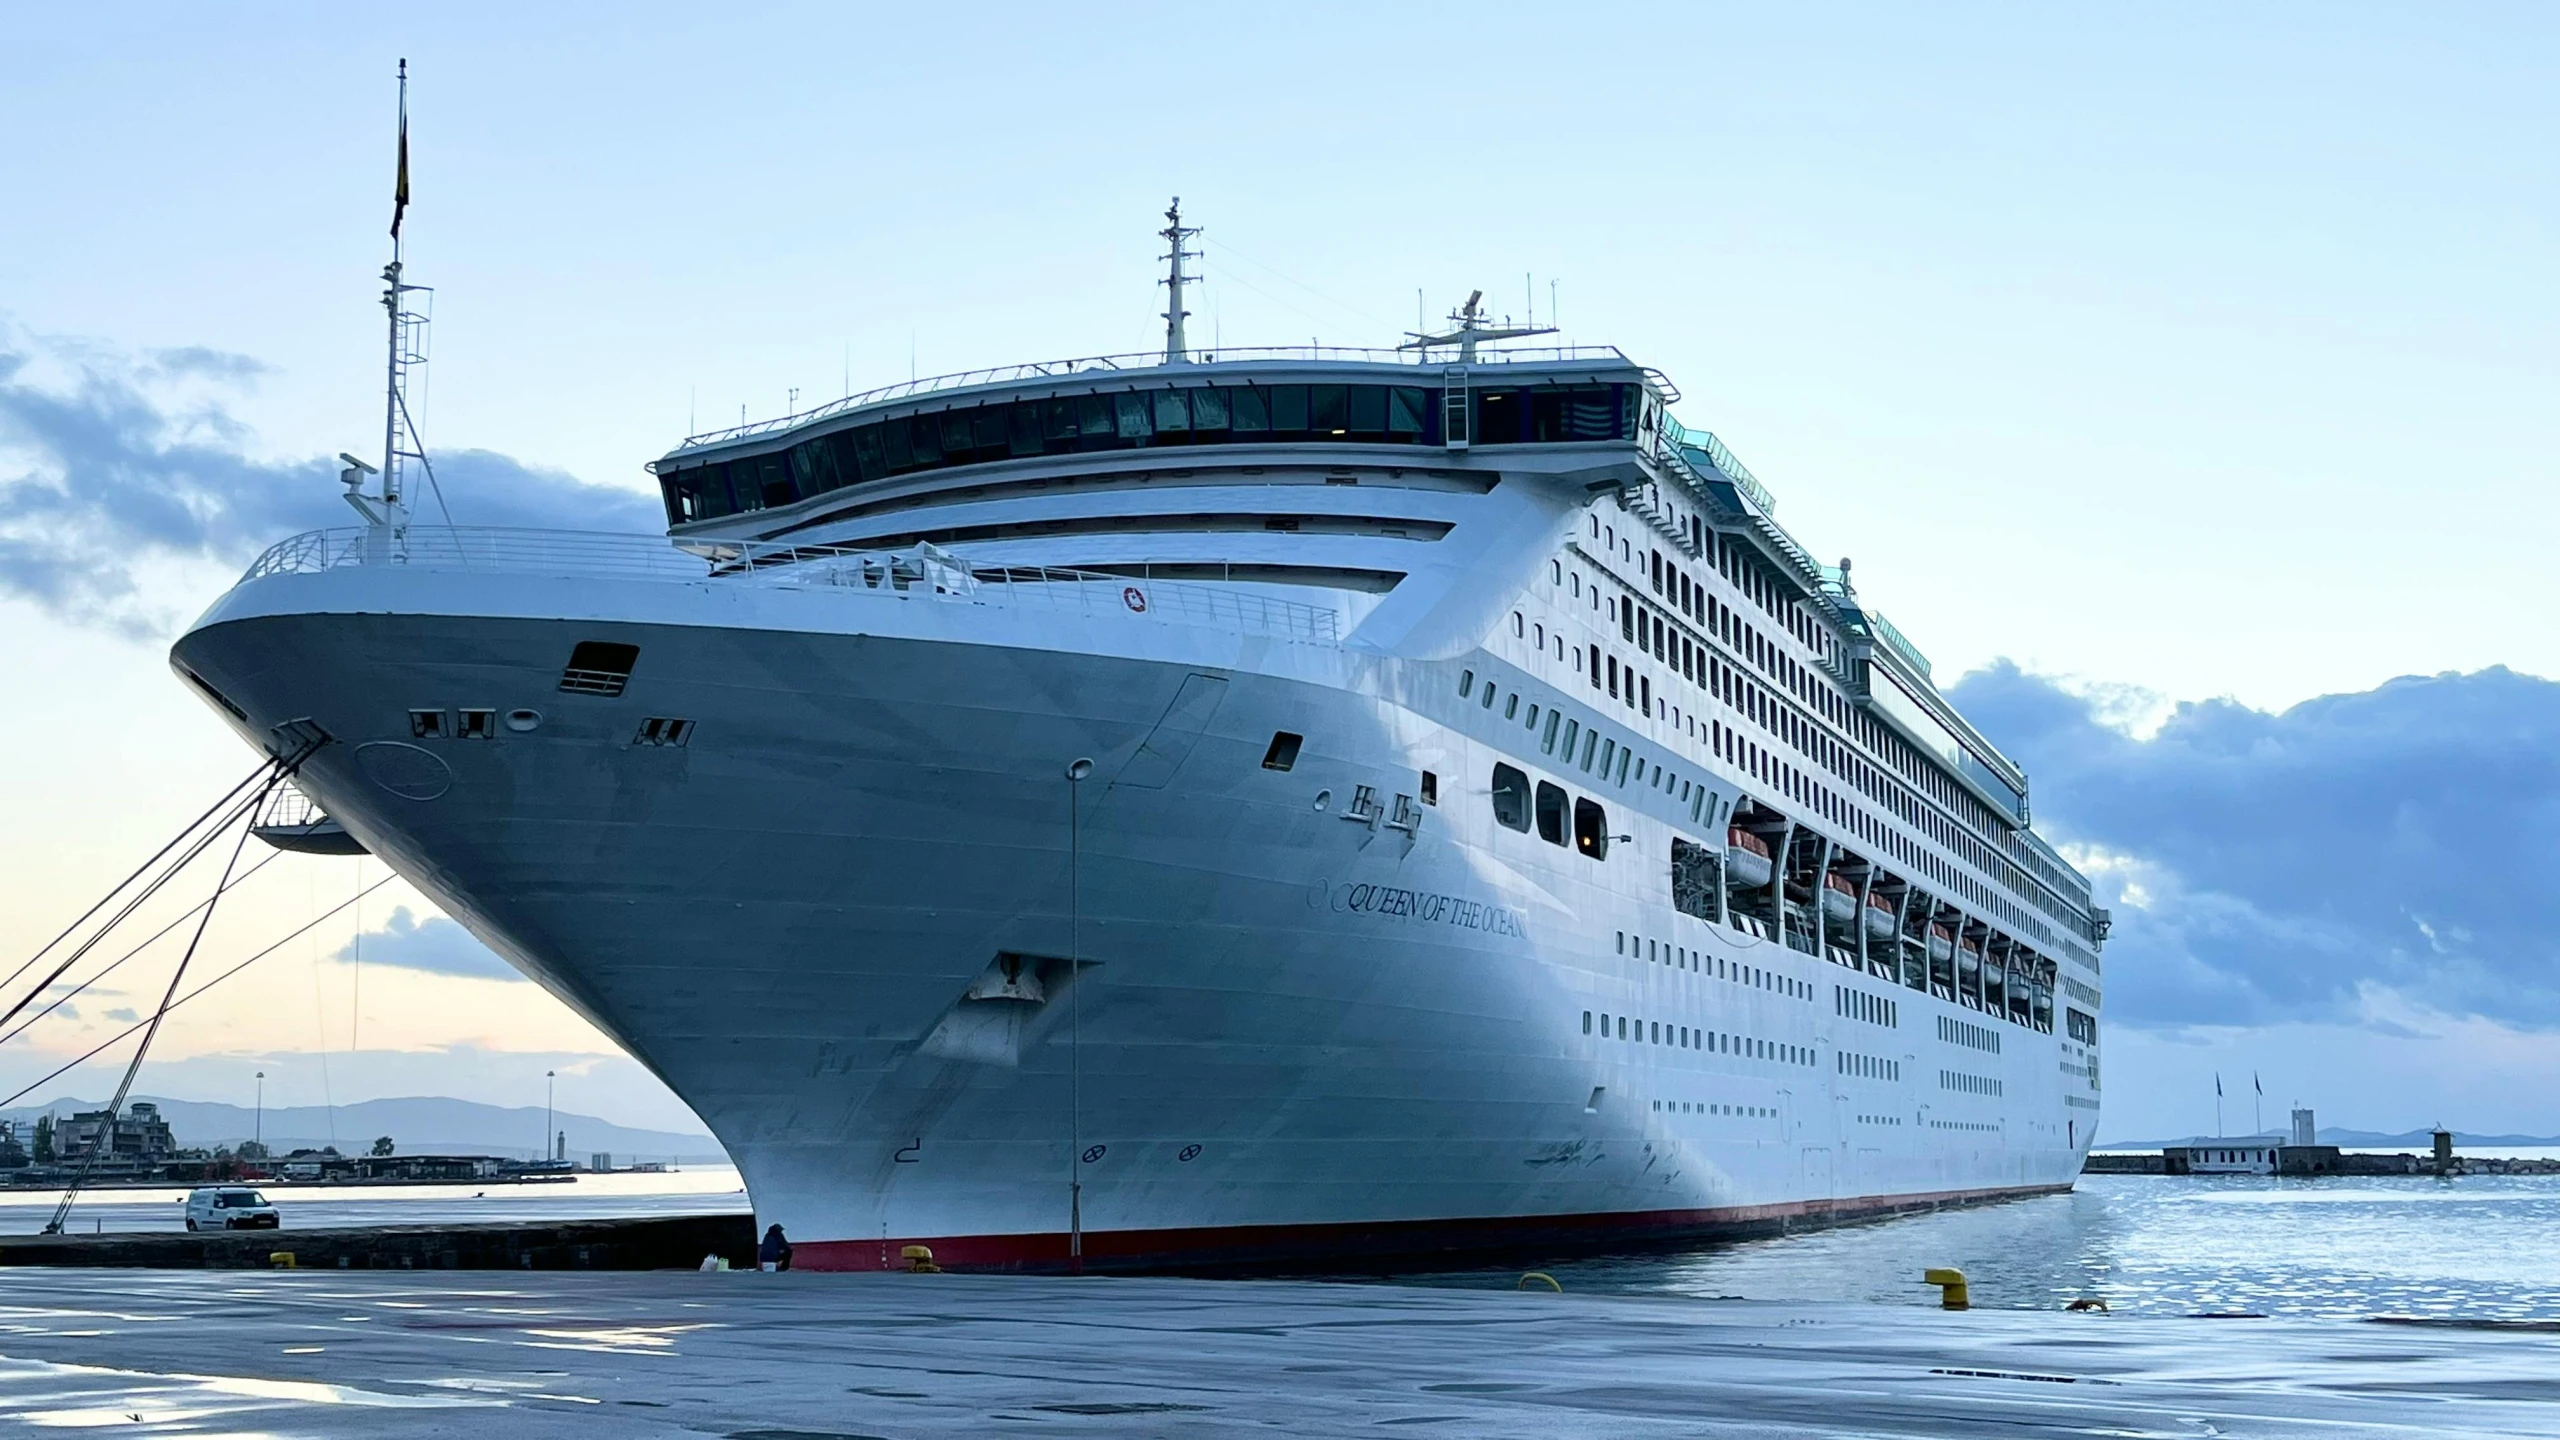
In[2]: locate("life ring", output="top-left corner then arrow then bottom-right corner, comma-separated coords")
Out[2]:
1122,585 -> 1148,613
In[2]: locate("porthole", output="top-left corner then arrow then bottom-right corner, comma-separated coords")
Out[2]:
1312,789 -> 1332,812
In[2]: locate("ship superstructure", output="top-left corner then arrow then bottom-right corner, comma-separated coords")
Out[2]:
172,212 -> 2105,1270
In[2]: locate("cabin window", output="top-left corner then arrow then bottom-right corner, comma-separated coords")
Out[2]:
1535,782 -> 1568,845
1261,732 -> 1303,771
1491,764 -> 1532,831
1575,797 -> 1610,859
1420,770 -> 1438,805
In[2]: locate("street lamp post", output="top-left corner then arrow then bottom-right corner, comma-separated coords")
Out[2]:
545,1070 -> 555,1166
253,1071 -> 264,1154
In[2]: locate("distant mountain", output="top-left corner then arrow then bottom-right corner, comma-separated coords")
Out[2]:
1,1095 -> 726,1163
2095,1126 -> 2560,1151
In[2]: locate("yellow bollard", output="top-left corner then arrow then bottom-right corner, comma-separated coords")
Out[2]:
268,1251 -> 297,1269
1517,1271 -> 1562,1292
900,1244 -> 941,1274
1922,1267 -> 1968,1309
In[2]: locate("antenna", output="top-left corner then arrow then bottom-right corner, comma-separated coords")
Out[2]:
350,60 -> 450,534
1398,288 -> 1557,364
1159,197 -> 1202,365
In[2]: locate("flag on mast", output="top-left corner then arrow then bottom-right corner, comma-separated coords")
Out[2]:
2215,1073 -> 2223,1097
390,60 -> 410,240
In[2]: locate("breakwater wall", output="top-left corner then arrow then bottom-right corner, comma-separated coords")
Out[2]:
0,1213 -> 755,1270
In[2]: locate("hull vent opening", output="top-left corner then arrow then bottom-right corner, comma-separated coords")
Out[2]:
1261,731 -> 1303,771
559,640 -> 640,697
633,717 -> 693,747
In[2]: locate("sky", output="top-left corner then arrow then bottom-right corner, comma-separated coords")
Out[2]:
2,5 -> 2556,1147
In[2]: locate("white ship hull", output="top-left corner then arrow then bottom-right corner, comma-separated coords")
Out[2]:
175,550 -> 2089,1270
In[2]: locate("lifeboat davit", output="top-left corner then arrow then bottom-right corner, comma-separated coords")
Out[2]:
1819,873 -> 1859,928
1862,891 -> 1897,941
1725,826 -> 1773,890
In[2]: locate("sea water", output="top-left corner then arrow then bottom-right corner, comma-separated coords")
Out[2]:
1415,1173 -> 2560,1319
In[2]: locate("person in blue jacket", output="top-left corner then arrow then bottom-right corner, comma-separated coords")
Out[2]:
757,1223 -> 792,1272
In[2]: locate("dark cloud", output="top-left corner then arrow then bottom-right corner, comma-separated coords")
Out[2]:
0,324 -> 662,633
1952,662 -> 2560,1030
333,907 -> 526,983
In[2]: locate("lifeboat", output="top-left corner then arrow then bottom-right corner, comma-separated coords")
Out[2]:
1820,873 -> 1859,928
1862,891 -> 1897,941
1925,923 -> 1955,964
1958,939 -> 1983,985
1725,826 -> 1773,890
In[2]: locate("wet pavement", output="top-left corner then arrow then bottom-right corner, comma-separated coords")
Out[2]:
1,1267 -> 2554,1436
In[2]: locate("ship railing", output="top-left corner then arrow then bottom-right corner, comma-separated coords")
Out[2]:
666,343 -> 1637,453
241,527 -> 1342,643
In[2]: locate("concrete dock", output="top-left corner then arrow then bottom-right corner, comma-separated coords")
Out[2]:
2,1268 -> 2556,1436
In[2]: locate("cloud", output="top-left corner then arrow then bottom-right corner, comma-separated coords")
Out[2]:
334,907 -> 526,983
103,1007 -> 138,1023
0,322 -> 663,634
1951,662 -> 2560,1030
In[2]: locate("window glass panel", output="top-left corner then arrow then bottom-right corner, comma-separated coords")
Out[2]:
851,424 -> 887,481
1043,398 -> 1080,441
1311,384 -> 1349,434
791,435 -> 841,496
884,416 -> 917,469
1491,763 -> 1532,832
1192,386 -> 1231,432
1009,402 -> 1044,457
755,454 -> 795,508
1473,389 -> 1522,443
1270,385 -> 1309,434
1388,386 -> 1425,436
1153,388 -> 1191,436
971,406 -> 1008,455
905,413 -> 942,465
1574,798 -> 1610,859
1535,782 -> 1568,845
1078,394 -> 1116,446
1345,385 -> 1386,437
941,409 -> 976,457
1565,384 -> 1625,440
1230,385 -> 1271,432
1115,391 -> 1153,440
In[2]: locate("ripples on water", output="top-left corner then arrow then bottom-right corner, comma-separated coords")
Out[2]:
1416,1174 -> 2560,1319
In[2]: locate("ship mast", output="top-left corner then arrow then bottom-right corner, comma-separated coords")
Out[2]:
1399,289 -> 1556,364
1158,197 -> 1201,364
351,58 -> 450,534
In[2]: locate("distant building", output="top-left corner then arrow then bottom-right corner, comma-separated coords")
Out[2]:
2163,1134 -> 2344,1176
590,1152 -> 612,1173
54,1103 -> 177,1163
0,1121 -> 26,1169
2291,1107 -> 2317,1147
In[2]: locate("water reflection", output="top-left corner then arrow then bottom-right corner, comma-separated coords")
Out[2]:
1407,1175 -> 2560,1319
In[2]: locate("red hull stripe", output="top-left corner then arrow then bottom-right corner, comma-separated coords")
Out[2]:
793,1181 -> 2072,1273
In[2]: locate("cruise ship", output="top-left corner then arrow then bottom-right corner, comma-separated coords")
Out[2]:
172,208 -> 2108,1270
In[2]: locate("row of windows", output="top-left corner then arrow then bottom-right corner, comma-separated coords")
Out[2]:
1941,1069 -> 2003,1097
1932,1119 -> 2000,1133
1938,1016 -> 2002,1054
1657,1100 -> 1779,1118
1836,984 -> 1899,1028
1855,1113 -> 1905,1126
1583,1011 -> 1818,1067
2065,1008 -> 2099,1045
1490,763 -> 1609,858
661,380 -> 1638,524
1838,1052 -> 1901,1081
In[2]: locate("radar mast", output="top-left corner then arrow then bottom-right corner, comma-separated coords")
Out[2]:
1399,290 -> 1556,364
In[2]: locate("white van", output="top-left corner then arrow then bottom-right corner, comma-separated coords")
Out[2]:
183,1186 -> 280,1231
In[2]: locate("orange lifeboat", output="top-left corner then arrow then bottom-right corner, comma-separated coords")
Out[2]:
1820,873 -> 1859,927
1862,890 -> 1897,941
1725,826 -> 1773,889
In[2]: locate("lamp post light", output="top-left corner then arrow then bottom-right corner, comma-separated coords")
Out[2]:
545,1070 -> 556,1166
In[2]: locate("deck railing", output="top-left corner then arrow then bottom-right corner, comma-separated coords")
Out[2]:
242,527 -> 1341,643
